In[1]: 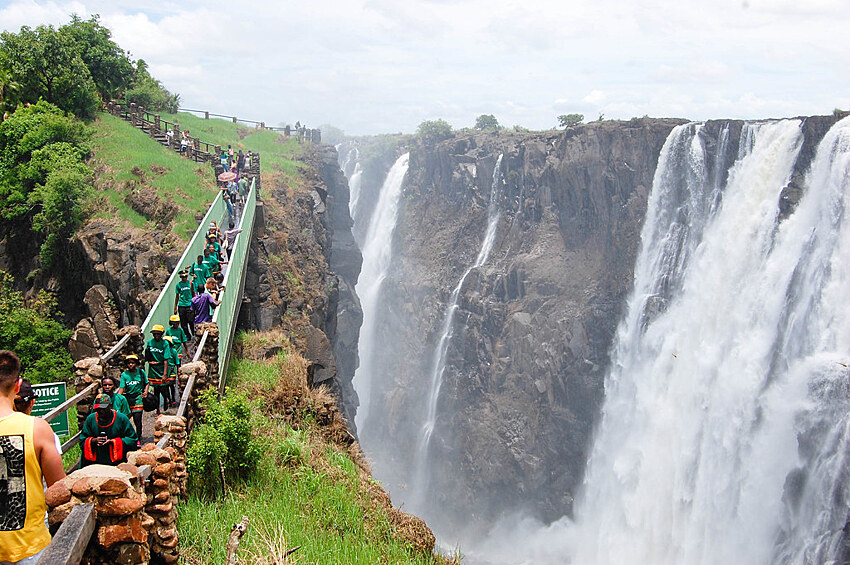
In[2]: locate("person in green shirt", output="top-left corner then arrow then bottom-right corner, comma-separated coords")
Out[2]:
173,270 -> 195,338
118,354 -> 148,441
80,394 -> 137,467
203,246 -> 222,279
164,325 -> 184,409
189,255 -> 211,295
146,325 -> 173,414
101,376 -> 130,418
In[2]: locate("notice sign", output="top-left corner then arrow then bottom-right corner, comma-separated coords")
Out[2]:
31,382 -> 69,438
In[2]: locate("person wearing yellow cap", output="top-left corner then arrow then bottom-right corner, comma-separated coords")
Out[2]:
145,325 -> 172,416
165,317 -> 186,408
118,353 -> 148,440
79,393 -> 137,467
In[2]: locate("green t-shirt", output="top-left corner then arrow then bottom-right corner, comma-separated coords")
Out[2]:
109,391 -> 131,417
146,337 -> 173,383
205,255 -> 220,274
175,280 -> 193,307
190,262 -> 210,285
238,177 -> 248,196
166,326 -> 187,346
119,368 -> 147,398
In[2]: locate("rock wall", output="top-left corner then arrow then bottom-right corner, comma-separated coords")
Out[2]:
362,119 -> 687,532
239,143 -> 362,424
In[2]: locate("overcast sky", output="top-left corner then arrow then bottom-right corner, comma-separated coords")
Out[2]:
1,0 -> 848,135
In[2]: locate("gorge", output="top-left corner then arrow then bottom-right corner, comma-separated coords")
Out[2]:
335,113 -> 850,563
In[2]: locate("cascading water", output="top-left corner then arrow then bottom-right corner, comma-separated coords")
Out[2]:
409,154 -> 505,511
352,153 -> 410,432
340,146 -> 365,231
558,116 -> 850,565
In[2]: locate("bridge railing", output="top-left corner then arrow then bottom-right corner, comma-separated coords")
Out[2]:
140,191 -> 229,337
214,178 -> 257,391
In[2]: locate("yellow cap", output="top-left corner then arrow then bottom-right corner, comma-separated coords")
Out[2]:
125,354 -> 139,361
169,315 -> 180,323
163,336 -> 174,343
152,324 -> 165,333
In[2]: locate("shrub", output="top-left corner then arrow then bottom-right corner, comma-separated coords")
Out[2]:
557,113 -> 584,128
186,388 -> 263,497
473,114 -> 501,131
416,119 -> 452,145
0,271 -> 73,385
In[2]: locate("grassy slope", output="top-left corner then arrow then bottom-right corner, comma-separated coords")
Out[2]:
87,112 -> 219,239
179,338 -> 456,565
158,112 -> 304,181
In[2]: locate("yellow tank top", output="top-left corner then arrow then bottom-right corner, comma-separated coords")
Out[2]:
0,411 -> 52,561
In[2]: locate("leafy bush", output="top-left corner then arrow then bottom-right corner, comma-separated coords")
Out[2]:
416,119 -> 452,145
0,101 -> 93,266
186,389 -> 264,498
474,114 -> 501,131
558,113 -> 584,128
0,271 -> 73,385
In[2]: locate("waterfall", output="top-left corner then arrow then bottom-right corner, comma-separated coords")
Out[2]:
352,153 -> 410,432
409,154 -> 505,510
338,145 -> 364,230
557,116 -> 850,565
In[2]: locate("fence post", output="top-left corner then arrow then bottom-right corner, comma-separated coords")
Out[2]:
204,111 -> 209,120
173,124 -> 181,150
232,116 -> 237,124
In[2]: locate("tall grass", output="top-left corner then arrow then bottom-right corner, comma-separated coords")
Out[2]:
179,353 -> 451,565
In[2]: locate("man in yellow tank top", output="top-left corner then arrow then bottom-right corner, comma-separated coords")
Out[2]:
0,350 -> 65,564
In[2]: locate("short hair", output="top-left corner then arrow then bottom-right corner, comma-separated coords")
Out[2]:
0,350 -> 22,392
102,375 -> 116,385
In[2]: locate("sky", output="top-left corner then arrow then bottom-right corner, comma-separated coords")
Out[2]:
1,0 -> 849,136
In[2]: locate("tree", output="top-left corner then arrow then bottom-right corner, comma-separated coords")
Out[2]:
0,271 -> 73,385
474,114 -> 501,131
0,101 -> 93,266
558,113 -> 584,128
123,59 -> 180,113
0,24 -> 100,118
416,119 -> 453,144
60,15 -> 135,102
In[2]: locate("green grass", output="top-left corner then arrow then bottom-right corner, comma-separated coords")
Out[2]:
180,357 -> 445,565
88,112 -> 219,239
60,405 -> 80,469
159,111 -> 305,179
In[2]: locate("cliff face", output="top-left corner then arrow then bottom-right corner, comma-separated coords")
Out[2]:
240,144 -> 362,422
360,119 -> 687,531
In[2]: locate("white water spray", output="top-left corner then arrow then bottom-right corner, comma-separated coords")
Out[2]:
352,153 -> 410,432
410,154 -> 504,509
565,117 -> 850,565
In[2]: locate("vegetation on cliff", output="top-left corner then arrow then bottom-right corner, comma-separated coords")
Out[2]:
180,333 -> 456,565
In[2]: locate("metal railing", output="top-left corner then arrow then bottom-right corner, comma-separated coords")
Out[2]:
214,178 -> 257,391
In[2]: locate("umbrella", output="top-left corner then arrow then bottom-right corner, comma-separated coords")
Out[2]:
218,171 -> 237,182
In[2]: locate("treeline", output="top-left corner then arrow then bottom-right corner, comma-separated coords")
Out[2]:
0,15 -> 180,267
0,15 -> 178,119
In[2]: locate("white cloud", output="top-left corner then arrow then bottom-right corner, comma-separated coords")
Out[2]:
1,0 -> 849,134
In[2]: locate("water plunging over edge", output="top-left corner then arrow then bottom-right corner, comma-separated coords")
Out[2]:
409,154 -> 505,511
352,153 -> 410,432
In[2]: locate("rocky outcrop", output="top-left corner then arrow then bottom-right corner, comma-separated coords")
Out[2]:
361,119 -> 688,533
240,143 -> 362,424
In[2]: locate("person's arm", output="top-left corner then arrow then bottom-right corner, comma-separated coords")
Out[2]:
34,417 -> 65,486
117,373 -> 126,396
142,369 -> 149,397
174,289 -> 179,314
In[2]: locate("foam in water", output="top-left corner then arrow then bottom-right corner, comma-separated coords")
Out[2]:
409,154 -> 504,511
467,117 -> 850,564
352,153 -> 409,432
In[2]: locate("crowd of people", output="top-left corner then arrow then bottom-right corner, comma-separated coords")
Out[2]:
0,161 -> 254,563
